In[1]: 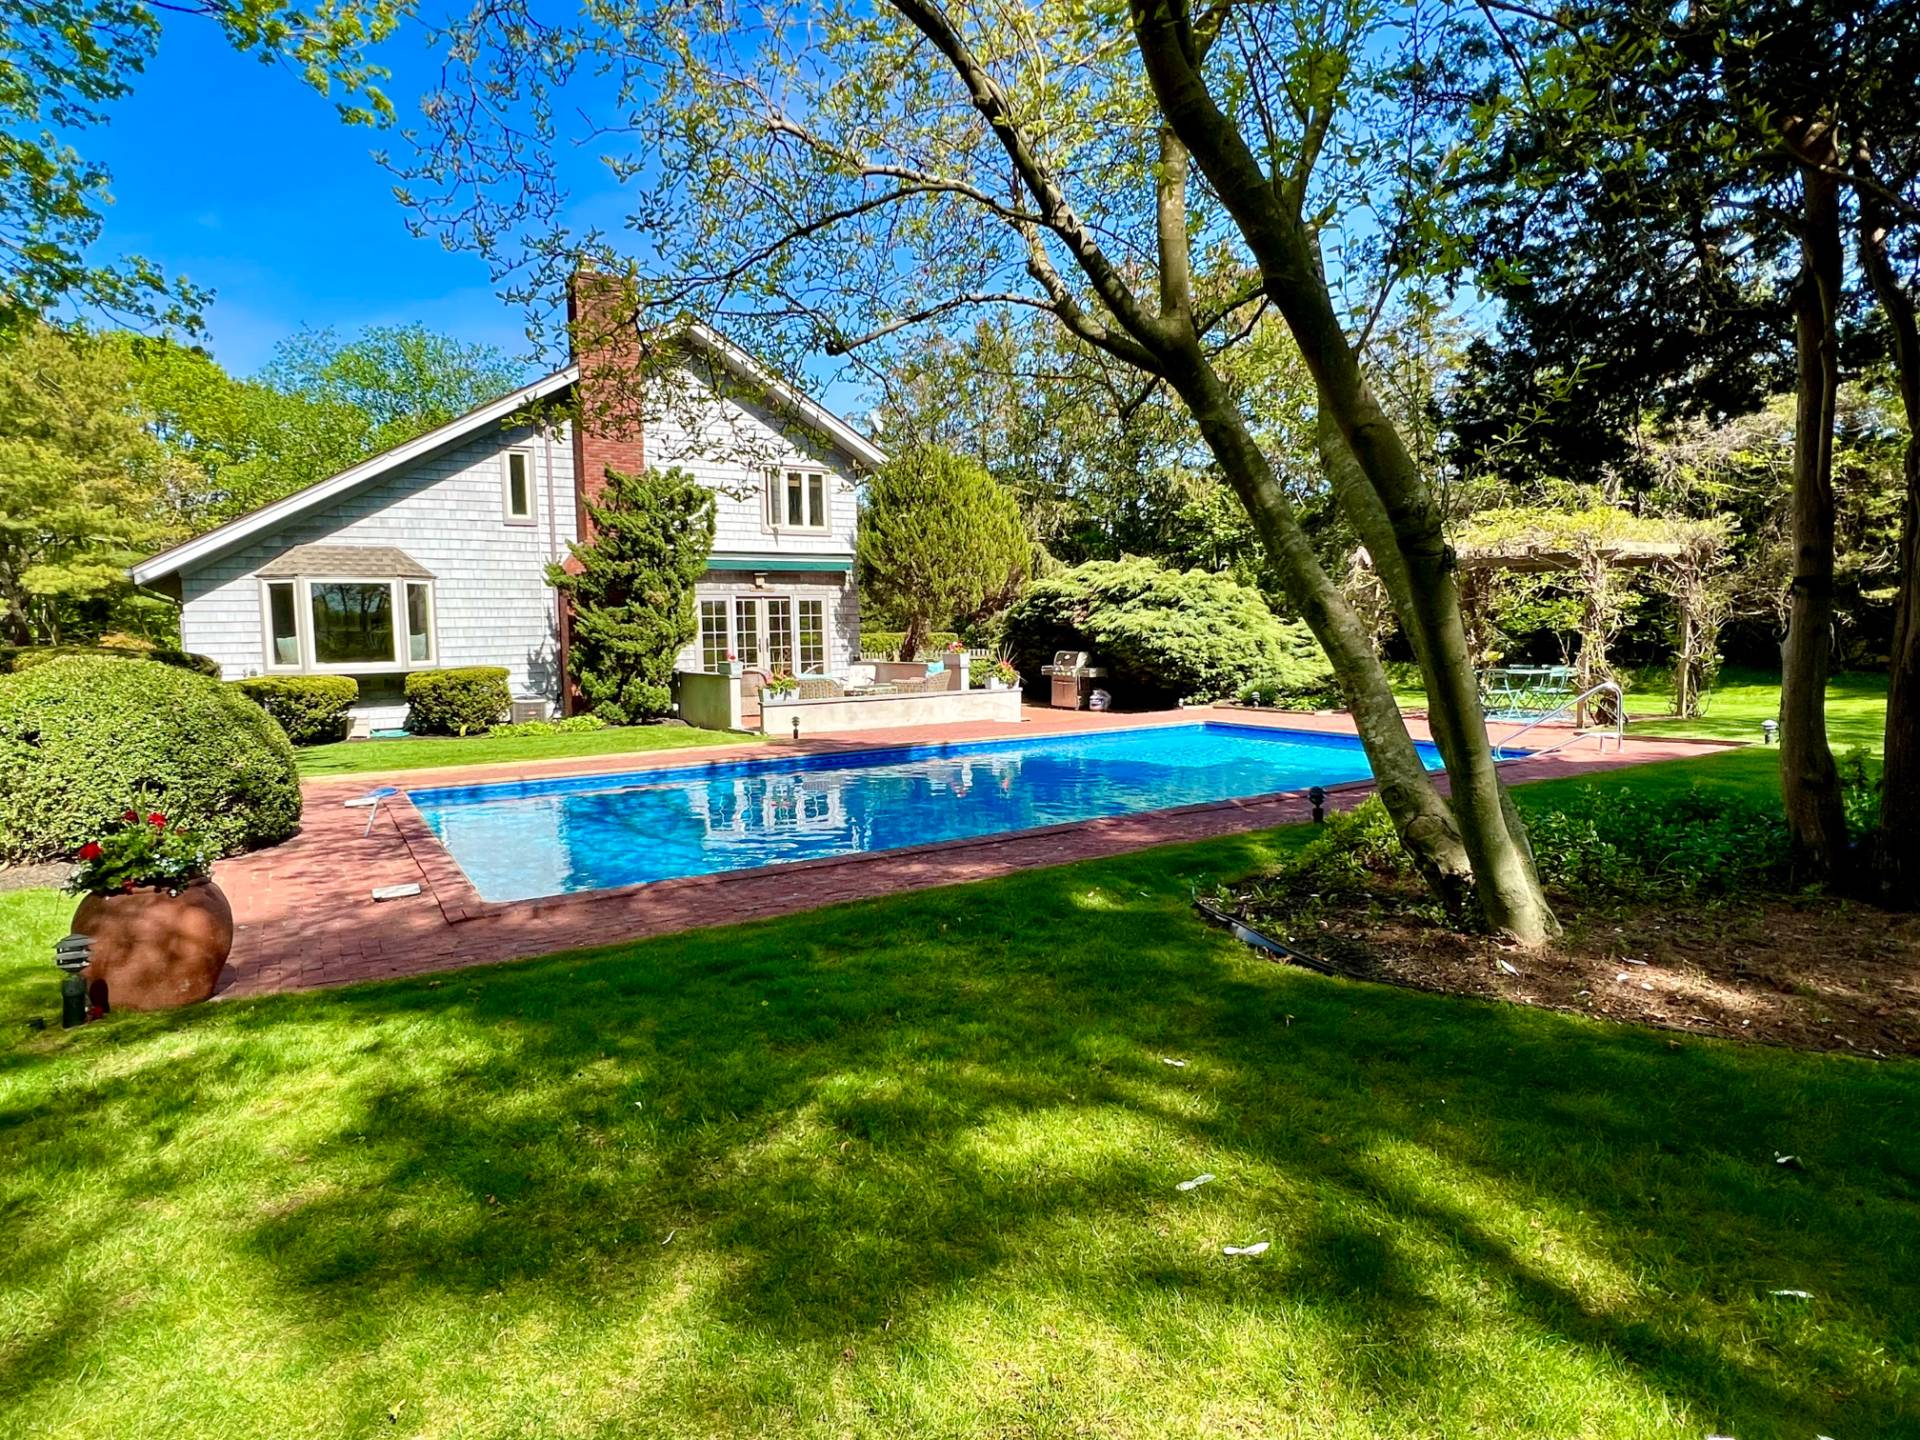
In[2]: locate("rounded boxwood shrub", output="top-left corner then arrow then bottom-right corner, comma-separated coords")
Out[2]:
1002,558 -> 1333,707
0,655 -> 301,863
1,643 -> 221,678
234,674 -> 359,745
404,666 -> 512,735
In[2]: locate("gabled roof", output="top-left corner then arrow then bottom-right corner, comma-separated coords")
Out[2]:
131,366 -> 579,585
131,326 -> 886,586
679,324 -> 887,471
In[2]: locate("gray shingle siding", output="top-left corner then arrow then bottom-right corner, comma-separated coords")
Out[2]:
178,421 -> 576,698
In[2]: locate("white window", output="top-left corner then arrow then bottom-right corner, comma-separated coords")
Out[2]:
264,581 -> 300,669
766,469 -> 829,531
503,449 -> 536,524
259,577 -> 437,673
797,599 -> 826,674
699,600 -> 730,670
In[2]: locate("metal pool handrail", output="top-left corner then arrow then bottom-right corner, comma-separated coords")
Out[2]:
1487,680 -> 1625,760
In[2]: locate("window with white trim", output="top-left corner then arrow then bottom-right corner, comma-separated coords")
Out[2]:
766,468 -> 829,531
503,449 -> 536,524
259,577 -> 437,673
699,600 -> 730,670
797,599 -> 826,673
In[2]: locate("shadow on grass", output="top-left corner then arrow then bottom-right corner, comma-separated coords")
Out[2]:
2,798 -> 1916,1436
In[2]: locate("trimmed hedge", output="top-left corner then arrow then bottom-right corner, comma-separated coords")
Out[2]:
1,643 -> 221,678
404,667 -> 512,735
487,715 -> 606,737
234,675 -> 359,745
0,655 -> 301,863
1002,559 -> 1333,707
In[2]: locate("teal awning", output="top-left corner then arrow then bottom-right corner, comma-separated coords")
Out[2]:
706,552 -> 854,573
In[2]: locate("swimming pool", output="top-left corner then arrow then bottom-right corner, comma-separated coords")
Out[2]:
408,722 -> 1451,902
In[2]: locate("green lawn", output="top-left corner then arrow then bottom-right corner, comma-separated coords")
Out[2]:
2,751 -> 1914,1439
295,721 -> 750,778
1387,663 -> 1889,751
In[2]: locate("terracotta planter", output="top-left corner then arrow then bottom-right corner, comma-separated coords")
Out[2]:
72,878 -> 234,1011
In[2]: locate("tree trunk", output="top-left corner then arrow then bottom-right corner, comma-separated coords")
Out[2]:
900,614 -> 929,662
1317,414 -> 1551,915
1859,181 -> 1920,901
1130,9 -> 1557,943
1779,155 -> 1850,880
1165,349 -> 1477,911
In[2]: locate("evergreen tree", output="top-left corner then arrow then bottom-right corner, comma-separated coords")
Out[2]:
857,445 -> 1030,658
549,466 -> 715,723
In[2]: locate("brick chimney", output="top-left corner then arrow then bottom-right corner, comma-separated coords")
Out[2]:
566,266 -> 648,536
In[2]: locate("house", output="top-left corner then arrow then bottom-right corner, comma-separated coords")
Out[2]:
130,284 -> 885,732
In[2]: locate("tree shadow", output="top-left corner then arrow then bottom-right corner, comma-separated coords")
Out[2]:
2,849 -> 1915,1436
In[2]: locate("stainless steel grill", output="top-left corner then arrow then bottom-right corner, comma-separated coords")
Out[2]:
1039,650 -> 1108,710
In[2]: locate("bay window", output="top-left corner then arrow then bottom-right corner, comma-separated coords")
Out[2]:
261,575 -> 437,673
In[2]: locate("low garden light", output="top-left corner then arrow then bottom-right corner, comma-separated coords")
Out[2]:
53,933 -> 93,1029
1762,718 -> 1779,745
792,716 -> 801,742
1308,786 -> 1326,823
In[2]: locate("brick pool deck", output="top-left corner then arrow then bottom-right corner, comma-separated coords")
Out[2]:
211,706 -> 1737,998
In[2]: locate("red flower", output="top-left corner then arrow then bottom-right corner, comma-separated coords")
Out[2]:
122,809 -> 138,822
147,812 -> 166,829
78,841 -> 102,860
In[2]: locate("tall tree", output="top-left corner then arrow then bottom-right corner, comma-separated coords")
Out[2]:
0,322 -> 178,643
857,445 -> 1031,657
121,325 -> 525,525
400,0 -> 1572,937
1452,0 -> 1920,881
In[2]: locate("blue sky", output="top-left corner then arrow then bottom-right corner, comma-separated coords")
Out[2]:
84,14 -> 612,379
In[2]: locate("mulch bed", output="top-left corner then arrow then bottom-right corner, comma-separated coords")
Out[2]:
1230,881 -> 1920,1058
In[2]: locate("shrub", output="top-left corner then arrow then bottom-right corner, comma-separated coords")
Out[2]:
0,656 -> 300,863
548,465 -> 715,723
1236,675 -> 1344,710
234,674 -> 359,745
1002,558 -> 1332,707
487,715 -> 608,738
859,629 -> 960,659
1,643 -> 221,678
404,667 -> 512,735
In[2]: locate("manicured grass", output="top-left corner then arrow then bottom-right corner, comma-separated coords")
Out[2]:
2,749 -> 1914,1439
294,721 -> 751,777
1387,663 -> 1889,751
1626,665 -> 1888,751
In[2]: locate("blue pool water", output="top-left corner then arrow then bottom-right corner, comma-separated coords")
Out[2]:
408,722 -> 1452,902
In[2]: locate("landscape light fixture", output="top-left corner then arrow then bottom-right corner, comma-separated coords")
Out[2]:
792,716 -> 801,743
1762,718 -> 1779,745
53,933 -> 93,1029
1308,786 -> 1326,823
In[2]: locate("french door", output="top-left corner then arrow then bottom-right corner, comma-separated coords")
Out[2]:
728,595 -> 827,675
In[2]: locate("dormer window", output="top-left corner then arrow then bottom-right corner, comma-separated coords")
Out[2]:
503,449 -> 536,524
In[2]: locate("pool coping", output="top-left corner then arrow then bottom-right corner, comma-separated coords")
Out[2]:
212,706 -> 1746,997
385,755 -> 1399,928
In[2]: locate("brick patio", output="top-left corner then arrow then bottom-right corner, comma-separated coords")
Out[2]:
211,705 -> 1737,997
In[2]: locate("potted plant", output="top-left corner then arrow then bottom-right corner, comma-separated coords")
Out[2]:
717,649 -> 740,677
763,670 -> 800,698
67,808 -> 232,1011
979,657 -> 1019,692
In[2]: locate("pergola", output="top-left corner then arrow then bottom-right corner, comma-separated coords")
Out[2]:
1449,514 -> 1730,722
